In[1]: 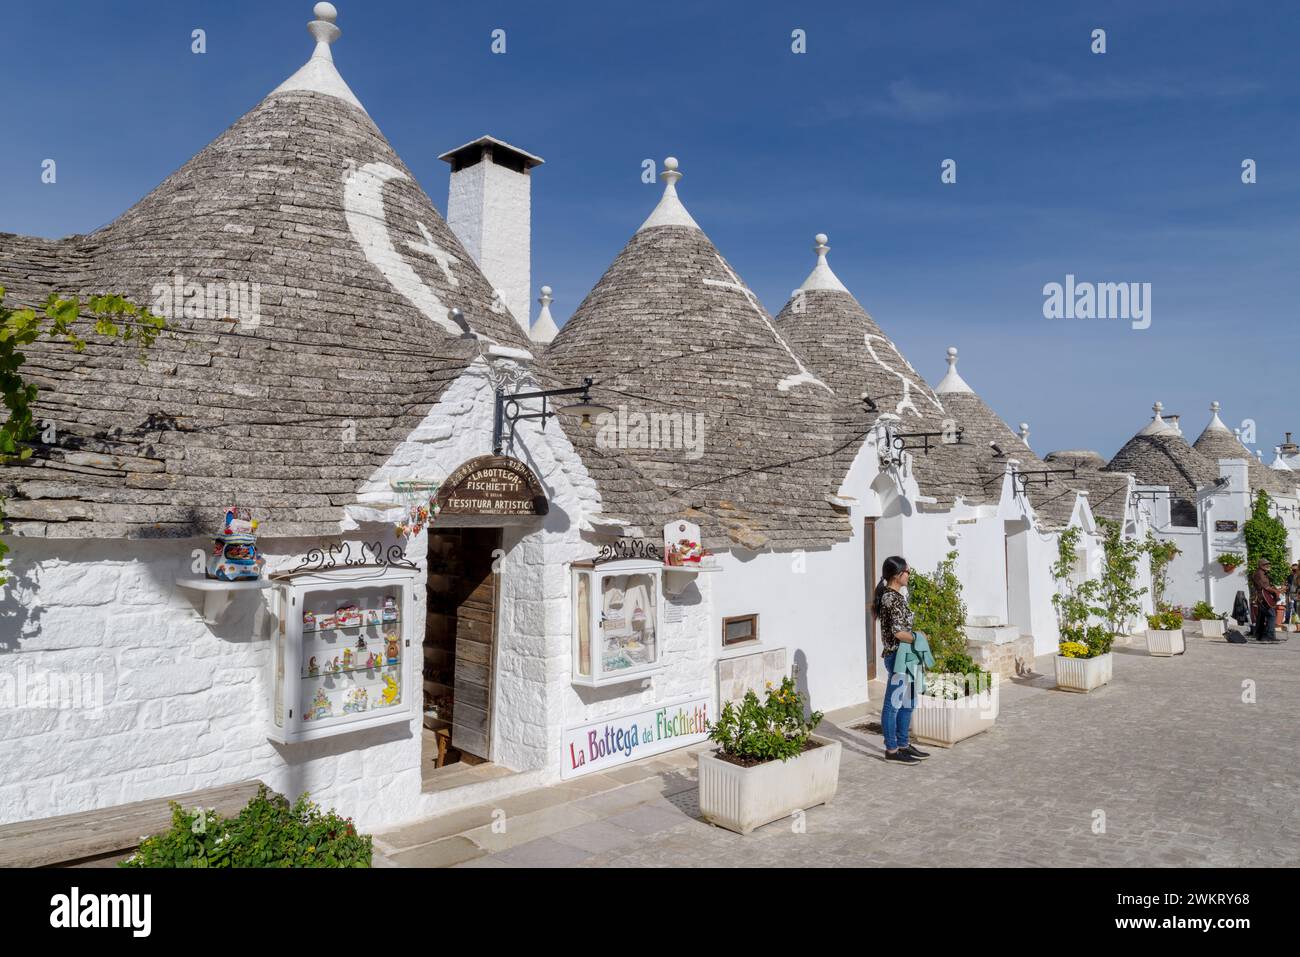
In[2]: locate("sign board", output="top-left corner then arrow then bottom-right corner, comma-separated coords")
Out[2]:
561,696 -> 710,779
434,455 -> 547,516
1215,520 -> 1239,533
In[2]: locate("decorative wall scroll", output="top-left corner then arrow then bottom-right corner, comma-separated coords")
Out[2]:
287,541 -> 419,575
433,455 -> 548,517
594,538 -> 663,564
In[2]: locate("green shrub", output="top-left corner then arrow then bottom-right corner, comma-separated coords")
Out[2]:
1146,609 -> 1184,631
928,651 -> 992,699
1062,623 -> 1112,658
1191,600 -> 1218,621
707,676 -> 823,763
120,785 -> 371,868
909,550 -> 968,661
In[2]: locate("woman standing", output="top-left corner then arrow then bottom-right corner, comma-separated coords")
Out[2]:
874,556 -> 930,765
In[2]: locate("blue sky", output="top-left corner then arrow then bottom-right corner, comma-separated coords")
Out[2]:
2,0 -> 1297,458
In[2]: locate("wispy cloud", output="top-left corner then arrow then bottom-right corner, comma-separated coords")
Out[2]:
823,71 -> 1264,124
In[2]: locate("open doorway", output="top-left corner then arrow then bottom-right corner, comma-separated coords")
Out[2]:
424,527 -> 501,782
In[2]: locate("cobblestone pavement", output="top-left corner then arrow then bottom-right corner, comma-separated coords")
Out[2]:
376,635 -> 1300,867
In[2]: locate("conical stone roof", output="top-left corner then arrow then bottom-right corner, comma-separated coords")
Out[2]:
546,162 -> 845,551
1192,402 -> 1289,496
774,239 -> 985,507
1104,402 -> 1219,498
0,5 -> 531,538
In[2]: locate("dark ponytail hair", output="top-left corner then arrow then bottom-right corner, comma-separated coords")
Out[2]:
873,556 -> 909,616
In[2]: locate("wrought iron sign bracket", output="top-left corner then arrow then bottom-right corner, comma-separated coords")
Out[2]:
1014,467 -> 1078,490
493,377 -> 596,456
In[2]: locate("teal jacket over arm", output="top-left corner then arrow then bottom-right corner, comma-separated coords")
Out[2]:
893,631 -> 934,696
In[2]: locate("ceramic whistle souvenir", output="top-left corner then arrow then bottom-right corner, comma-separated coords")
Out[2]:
206,505 -> 265,581
385,636 -> 400,665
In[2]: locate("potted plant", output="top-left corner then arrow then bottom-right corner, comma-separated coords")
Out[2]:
1145,608 -> 1186,656
1056,625 -> 1114,692
1190,600 -> 1226,639
912,652 -> 999,747
1215,552 -> 1245,574
908,551 -> 999,746
697,676 -> 839,835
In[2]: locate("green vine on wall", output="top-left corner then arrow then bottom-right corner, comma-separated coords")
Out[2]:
1244,490 -> 1288,587
1,285 -> 166,582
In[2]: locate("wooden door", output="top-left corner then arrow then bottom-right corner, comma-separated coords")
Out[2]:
426,528 -> 500,761
864,517 -> 877,680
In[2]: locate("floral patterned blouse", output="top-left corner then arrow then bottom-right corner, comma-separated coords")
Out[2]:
877,588 -> 914,657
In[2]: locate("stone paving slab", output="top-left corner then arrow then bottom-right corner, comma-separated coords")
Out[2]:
380,639 -> 1300,867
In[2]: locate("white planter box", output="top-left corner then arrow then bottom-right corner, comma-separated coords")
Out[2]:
1196,620 -> 1225,639
1055,652 -> 1112,693
697,734 -> 841,835
1146,628 -> 1185,657
912,679 -> 1000,748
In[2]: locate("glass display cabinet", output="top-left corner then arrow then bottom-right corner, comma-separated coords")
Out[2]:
571,559 -> 664,687
267,566 -> 420,743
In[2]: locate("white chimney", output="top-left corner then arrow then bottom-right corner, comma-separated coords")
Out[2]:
439,135 -> 544,336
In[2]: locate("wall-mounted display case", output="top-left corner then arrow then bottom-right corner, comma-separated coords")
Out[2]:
268,566 -> 420,743
572,559 -> 664,687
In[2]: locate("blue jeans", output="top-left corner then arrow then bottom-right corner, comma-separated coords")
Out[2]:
880,652 -> 914,751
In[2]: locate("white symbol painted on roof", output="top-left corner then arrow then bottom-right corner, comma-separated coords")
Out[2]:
407,221 -> 460,287
704,255 -> 830,394
343,161 -> 482,339
863,334 -> 943,417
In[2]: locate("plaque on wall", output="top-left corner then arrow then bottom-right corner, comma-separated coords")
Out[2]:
1215,520 -> 1239,532
433,455 -> 548,516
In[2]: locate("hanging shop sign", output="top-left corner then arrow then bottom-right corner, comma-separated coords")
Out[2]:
433,455 -> 548,517
561,695 -> 710,779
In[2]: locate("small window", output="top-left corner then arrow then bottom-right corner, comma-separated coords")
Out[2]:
1170,498 -> 1198,528
722,613 -> 759,647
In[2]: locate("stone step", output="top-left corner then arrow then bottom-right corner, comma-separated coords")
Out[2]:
965,624 -> 1021,645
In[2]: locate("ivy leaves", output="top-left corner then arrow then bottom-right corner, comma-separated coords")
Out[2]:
0,285 -> 166,580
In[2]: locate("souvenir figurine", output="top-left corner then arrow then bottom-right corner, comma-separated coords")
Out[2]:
343,688 -> 368,714
303,611 -> 316,630
380,674 -> 400,706
356,635 -> 367,652
336,604 -> 361,628
331,656 -> 341,673
206,505 -> 265,582
342,648 -> 353,670
385,636 -> 400,665
366,652 -> 377,669
310,687 -> 331,721
318,613 -> 335,630
382,596 -> 398,623
365,608 -> 382,626
308,656 -> 318,676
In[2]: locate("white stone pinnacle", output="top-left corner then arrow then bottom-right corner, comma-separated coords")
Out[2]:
935,346 -> 973,395
637,156 -> 702,232
797,232 -> 850,293
1205,400 -> 1230,433
531,284 -> 560,345
1139,400 -> 1173,436
271,2 -> 367,113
